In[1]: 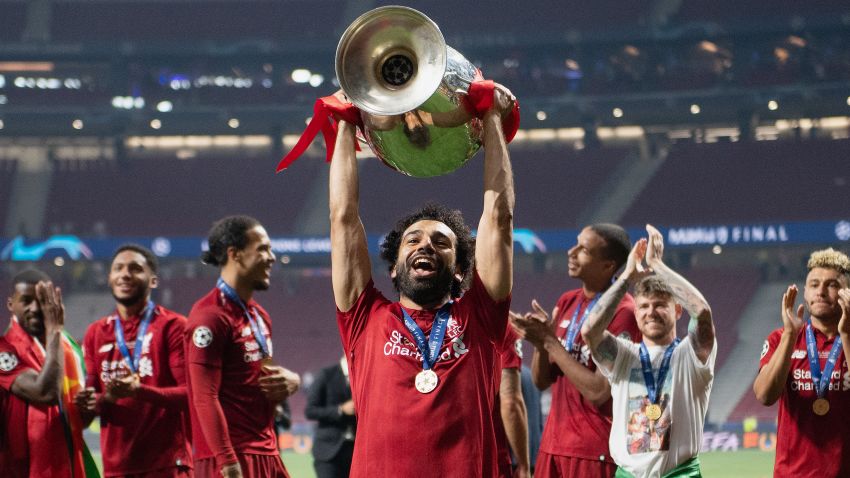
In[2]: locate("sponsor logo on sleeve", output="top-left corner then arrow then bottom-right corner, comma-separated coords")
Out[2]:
0,351 -> 19,372
760,340 -> 769,359
193,326 -> 213,348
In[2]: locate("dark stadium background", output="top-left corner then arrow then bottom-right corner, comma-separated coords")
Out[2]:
1,1 -> 849,476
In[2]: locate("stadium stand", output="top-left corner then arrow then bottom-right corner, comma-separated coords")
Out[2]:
622,138 -> 850,226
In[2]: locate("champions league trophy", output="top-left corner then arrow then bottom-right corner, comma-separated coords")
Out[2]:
336,5 -> 488,177
278,6 -> 519,177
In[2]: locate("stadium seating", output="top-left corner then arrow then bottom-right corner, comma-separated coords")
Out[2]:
45,152 -> 323,236
50,0 -> 346,43
622,138 -> 850,226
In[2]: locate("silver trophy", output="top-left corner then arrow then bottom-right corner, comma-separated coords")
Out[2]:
336,6 -> 485,177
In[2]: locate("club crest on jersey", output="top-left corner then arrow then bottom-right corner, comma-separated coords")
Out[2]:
0,351 -> 18,372
193,326 -> 213,348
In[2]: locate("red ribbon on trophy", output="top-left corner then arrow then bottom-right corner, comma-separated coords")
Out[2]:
276,79 -> 520,173
463,79 -> 521,143
275,94 -> 363,172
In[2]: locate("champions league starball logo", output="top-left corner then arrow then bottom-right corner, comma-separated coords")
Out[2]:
0,352 -> 19,372
193,326 -> 213,348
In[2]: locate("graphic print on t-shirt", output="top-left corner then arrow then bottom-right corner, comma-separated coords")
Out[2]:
626,367 -> 673,454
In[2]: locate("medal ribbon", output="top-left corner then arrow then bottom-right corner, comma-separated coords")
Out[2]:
400,302 -> 452,370
113,300 -> 156,374
805,320 -> 843,398
563,295 -> 601,351
639,339 -> 680,404
217,278 -> 271,358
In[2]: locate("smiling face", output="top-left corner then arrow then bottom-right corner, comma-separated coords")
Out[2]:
804,267 -> 846,322
567,227 -> 616,284
7,282 -> 43,338
634,292 -> 681,345
232,225 -> 276,291
392,219 -> 460,308
109,250 -> 158,308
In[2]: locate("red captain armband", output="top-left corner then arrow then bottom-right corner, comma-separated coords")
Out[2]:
463,79 -> 521,143
276,94 -> 363,173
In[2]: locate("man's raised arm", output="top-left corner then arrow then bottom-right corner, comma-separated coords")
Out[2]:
475,86 -> 515,302
10,282 -> 65,405
329,119 -> 372,312
582,239 -> 649,372
644,225 -> 715,363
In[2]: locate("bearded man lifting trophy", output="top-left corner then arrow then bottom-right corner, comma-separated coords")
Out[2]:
277,5 -> 520,176
302,5 -> 526,478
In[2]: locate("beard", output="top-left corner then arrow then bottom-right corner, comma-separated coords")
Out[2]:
396,260 -> 455,308
112,286 -> 148,308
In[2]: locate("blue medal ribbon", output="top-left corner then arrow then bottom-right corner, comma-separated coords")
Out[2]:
639,339 -> 680,404
805,320 -> 843,398
399,302 -> 452,370
113,300 -> 156,374
217,278 -> 271,358
563,295 -> 600,351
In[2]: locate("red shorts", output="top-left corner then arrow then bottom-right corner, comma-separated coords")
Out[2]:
195,454 -> 289,478
117,465 -> 193,478
535,452 -> 617,478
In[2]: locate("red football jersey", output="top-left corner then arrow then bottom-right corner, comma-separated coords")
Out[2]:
760,327 -> 850,477
82,305 -> 192,475
539,289 -> 639,462
337,272 -> 510,478
185,288 -> 278,461
0,337 -> 29,478
0,319 -> 74,477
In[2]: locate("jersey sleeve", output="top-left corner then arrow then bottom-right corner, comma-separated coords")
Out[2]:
166,313 -> 188,384
0,339 -> 29,391
597,337 -> 638,384
682,335 -> 717,387
462,270 -> 511,343
82,323 -> 101,392
759,329 -> 784,370
608,301 -> 639,343
186,307 -> 229,368
498,327 -> 523,370
336,279 -> 386,352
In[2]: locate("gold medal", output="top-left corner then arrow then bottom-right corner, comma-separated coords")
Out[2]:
813,398 -> 830,416
415,369 -> 439,394
646,404 -> 662,421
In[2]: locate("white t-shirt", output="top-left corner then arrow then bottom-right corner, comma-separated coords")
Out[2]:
595,336 -> 716,478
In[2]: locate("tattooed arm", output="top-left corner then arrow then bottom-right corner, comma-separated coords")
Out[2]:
582,239 -> 649,372
644,225 -> 715,363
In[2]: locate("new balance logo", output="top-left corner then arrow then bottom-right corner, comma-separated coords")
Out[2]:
791,350 -> 807,359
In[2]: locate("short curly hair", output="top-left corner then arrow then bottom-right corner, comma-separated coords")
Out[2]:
202,215 -> 261,267
634,276 -> 674,300
807,248 -> 850,283
379,203 -> 475,298
112,243 -> 159,275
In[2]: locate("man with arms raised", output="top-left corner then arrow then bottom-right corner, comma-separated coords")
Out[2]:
753,248 -> 850,477
511,223 -> 639,477
329,85 -> 515,477
75,244 -> 192,476
582,225 -> 716,478
186,216 -> 301,478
